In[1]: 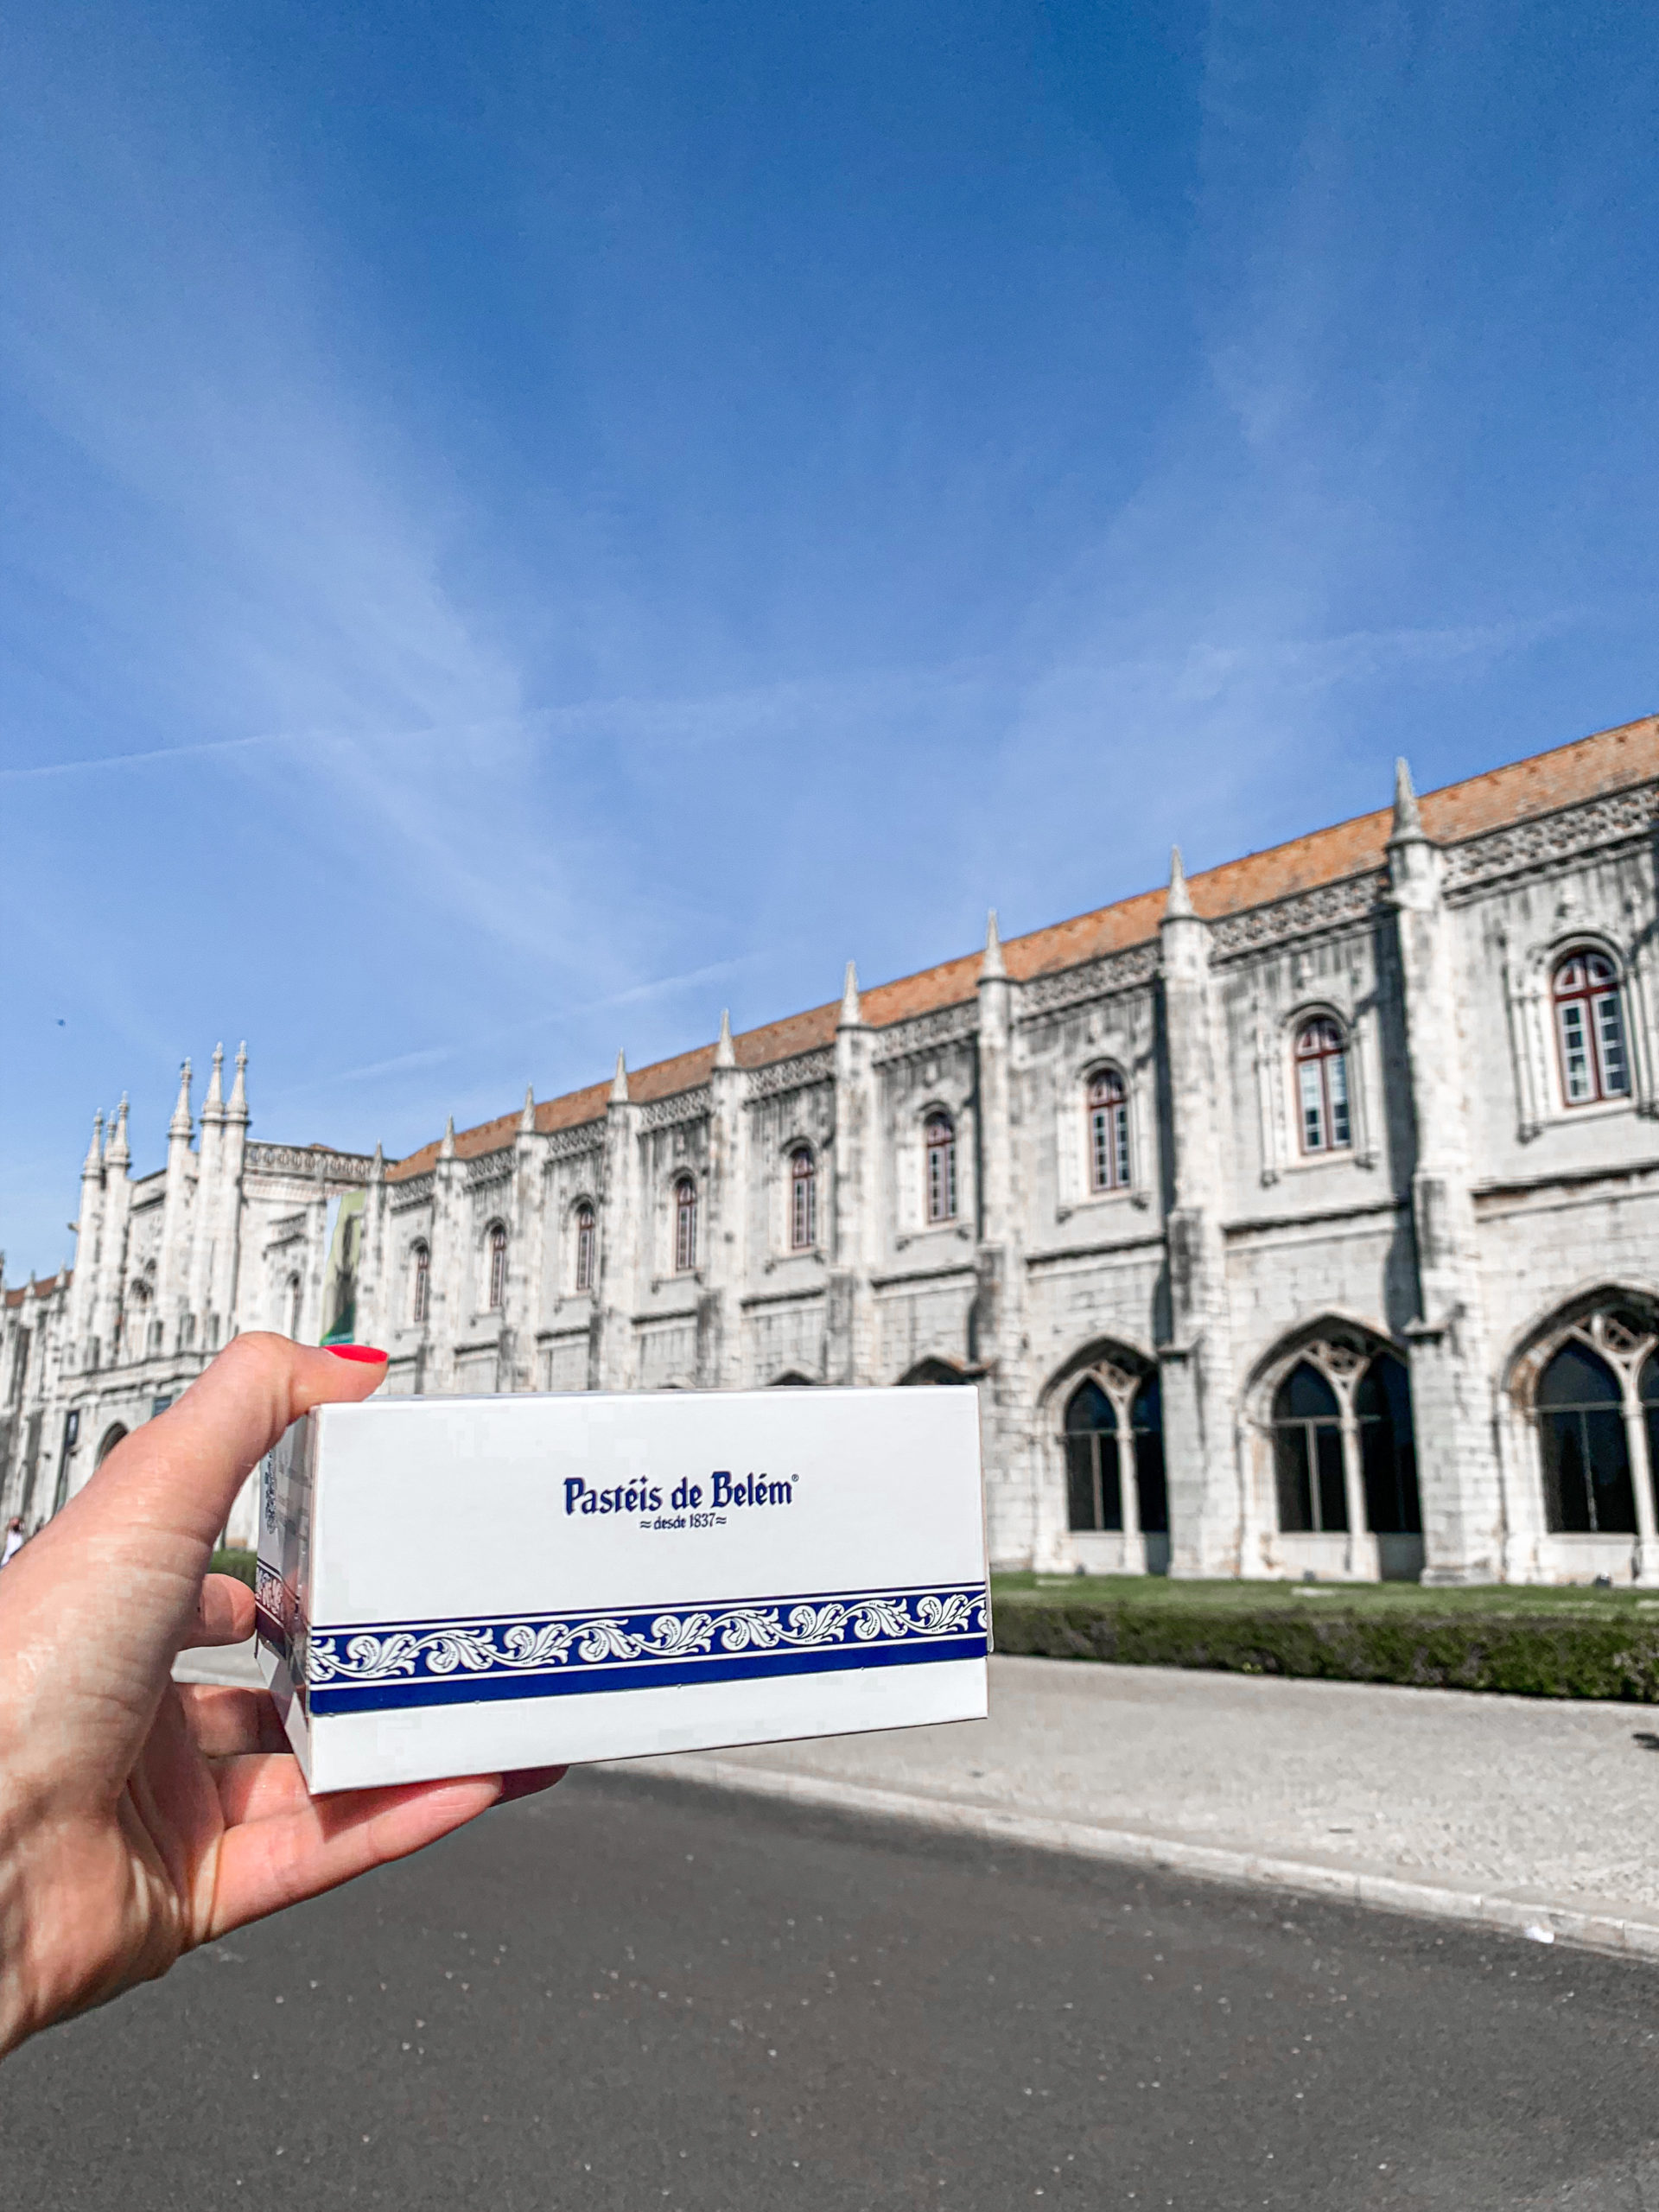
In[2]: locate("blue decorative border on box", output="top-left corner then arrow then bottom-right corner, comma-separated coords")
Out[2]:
304,1583 -> 990,1715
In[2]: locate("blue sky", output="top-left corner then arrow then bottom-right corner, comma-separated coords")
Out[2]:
2,1 -> 1656,1275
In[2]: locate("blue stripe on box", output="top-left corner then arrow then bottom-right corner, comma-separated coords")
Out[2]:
304,1584 -> 989,1718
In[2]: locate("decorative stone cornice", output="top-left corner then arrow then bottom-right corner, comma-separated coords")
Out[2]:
1209,872 -> 1386,959
1440,782 -> 1659,897
640,1089 -> 711,1132
1020,943 -> 1160,1017
388,1171 -> 436,1211
245,1142 -> 378,1185
746,1048 -> 835,1100
870,1002 -> 980,1065
541,1123 -> 605,1162
464,1149 -> 515,1189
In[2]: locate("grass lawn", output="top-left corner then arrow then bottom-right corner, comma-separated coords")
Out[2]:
991,1571 -> 1659,1618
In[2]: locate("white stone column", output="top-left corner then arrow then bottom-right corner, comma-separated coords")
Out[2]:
1619,1382 -> 1659,1584
1388,761 -> 1505,1583
1115,1421 -> 1147,1575
1157,850 -> 1242,1578
827,966 -> 877,1389
700,1014 -> 748,1389
593,1055 -> 641,1391
1338,1412 -> 1370,1580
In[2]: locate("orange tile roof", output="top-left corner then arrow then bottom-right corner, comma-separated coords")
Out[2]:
386,711 -> 1658,1180
5,1272 -> 69,1306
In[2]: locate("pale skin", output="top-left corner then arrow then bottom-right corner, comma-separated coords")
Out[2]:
0,1332 -> 562,2060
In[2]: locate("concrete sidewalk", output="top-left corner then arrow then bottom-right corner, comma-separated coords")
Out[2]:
177,1643 -> 1659,1960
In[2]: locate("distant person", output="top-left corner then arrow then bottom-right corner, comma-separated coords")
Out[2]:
0,1335 -> 562,2062
1,1518 -> 22,1566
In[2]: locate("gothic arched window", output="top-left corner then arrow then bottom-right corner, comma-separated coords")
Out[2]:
1553,950 -> 1630,1106
287,1274 -> 303,1341
486,1223 -> 508,1312
410,1241 -> 430,1325
1273,1362 -> 1346,1532
1065,1379 -> 1120,1532
1356,1353 -> 1421,1535
574,1203 -> 596,1294
1538,1340 -> 1635,1532
674,1178 -> 698,1274
925,1112 -> 957,1224
1294,1017 -> 1351,1155
1087,1070 -> 1129,1192
790,1147 -> 817,1250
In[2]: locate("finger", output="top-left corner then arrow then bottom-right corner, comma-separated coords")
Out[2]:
179,1573 -> 256,1649
207,1774 -> 504,1940
2,1337 -> 389,1679
92,1334 -> 390,1554
180,1685 -> 289,1759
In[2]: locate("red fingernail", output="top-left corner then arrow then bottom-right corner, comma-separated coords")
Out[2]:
327,1344 -> 388,1363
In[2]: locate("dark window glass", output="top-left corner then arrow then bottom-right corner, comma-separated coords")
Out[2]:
1130,1374 -> 1168,1535
1272,1362 -> 1346,1533
1538,1341 -> 1634,1533
411,1242 -> 430,1325
575,1205 -> 595,1294
1064,1379 -> 1122,1532
487,1224 -> 508,1310
1356,1354 -> 1421,1535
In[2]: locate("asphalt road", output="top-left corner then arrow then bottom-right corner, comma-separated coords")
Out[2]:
4,1770 -> 1658,2212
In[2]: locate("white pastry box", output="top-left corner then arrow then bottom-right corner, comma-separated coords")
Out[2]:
255,1385 -> 989,1793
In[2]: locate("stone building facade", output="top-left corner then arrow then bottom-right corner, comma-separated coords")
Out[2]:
10,714 -> 1659,1586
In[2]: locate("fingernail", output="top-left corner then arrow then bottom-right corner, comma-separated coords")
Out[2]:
327,1344 -> 388,1363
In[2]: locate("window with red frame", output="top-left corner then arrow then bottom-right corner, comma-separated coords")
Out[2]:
1294,1017 -> 1351,1154
1553,950 -> 1630,1105
1087,1069 -> 1129,1192
789,1147 -> 817,1249
925,1112 -> 957,1223
675,1178 -> 698,1273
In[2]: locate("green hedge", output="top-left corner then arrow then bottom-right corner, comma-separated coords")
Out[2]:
991,1594 -> 1659,1701
208,1547 -> 258,1591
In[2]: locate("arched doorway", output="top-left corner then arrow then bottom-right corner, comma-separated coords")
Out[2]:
1506,1298 -> 1659,1581
1253,1329 -> 1423,1580
1057,1355 -> 1168,1574
95,1423 -> 128,1468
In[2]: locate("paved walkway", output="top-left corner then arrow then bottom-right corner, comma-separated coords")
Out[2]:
177,1643 -> 1659,1958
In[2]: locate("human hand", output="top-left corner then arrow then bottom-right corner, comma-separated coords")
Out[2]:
0,1332 -> 563,2059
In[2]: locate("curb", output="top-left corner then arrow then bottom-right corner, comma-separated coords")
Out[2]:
617,1756 -> 1659,1967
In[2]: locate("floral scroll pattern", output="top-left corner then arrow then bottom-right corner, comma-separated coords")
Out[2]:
308,1586 -> 988,1688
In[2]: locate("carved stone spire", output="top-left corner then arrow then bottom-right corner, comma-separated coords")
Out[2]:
168,1058 -> 194,1141
1390,756 -> 1425,842
105,1096 -> 130,1168
714,1007 -> 736,1071
982,909 -> 1006,982
611,1050 -> 630,1104
520,1084 -> 537,1133
371,1141 -> 385,1183
438,1115 -> 456,1161
203,1042 -> 226,1121
1165,846 -> 1195,921
81,1110 -> 105,1179
838,960 -> 863,1029
227,1042 -> 250,1124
